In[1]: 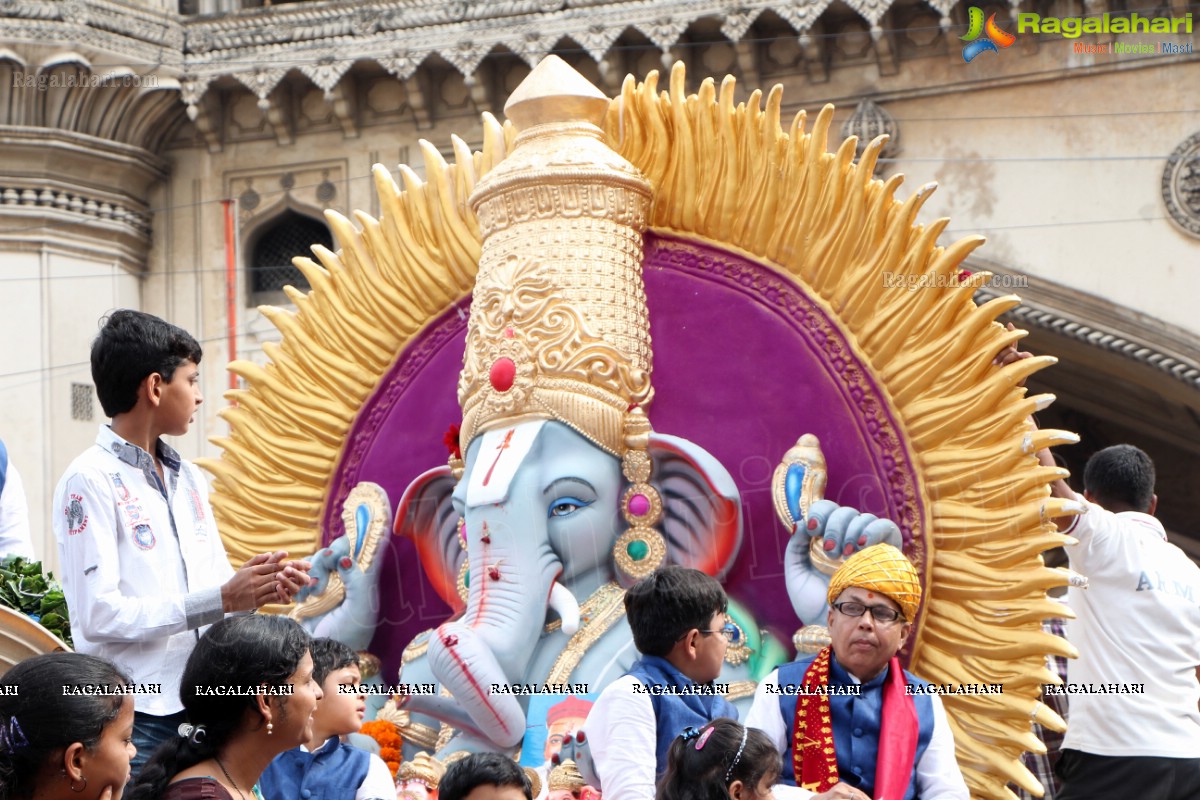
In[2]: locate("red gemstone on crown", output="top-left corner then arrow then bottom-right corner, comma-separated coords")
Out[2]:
504,327 -> 515,338
490,357 -> 516,392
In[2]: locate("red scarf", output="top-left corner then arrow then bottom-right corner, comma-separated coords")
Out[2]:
792,648 -> 919,798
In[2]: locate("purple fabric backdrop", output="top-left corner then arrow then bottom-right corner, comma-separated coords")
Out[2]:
324,231 -> 924,679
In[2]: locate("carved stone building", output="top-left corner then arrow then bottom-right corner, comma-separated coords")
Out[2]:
1,0 -> 1197,564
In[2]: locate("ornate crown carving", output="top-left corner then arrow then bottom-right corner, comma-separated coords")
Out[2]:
458,56 -> 654,456
396,753 -> 446,788
547,759 -> 587,794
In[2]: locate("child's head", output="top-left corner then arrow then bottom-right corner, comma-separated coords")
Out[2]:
91,310 -> 203,426
0,653 -> 136,800
439,752 -> 533,800
658,719 -> 779,800
625,566 -> 729,683
309,638 -> 364,741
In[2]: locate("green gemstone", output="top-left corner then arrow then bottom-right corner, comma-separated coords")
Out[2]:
626,539 -> 650,561
464,568 -> 470,588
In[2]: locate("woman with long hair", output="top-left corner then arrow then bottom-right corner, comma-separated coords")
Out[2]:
127,614 -> 319,800
0,653 -> 136,800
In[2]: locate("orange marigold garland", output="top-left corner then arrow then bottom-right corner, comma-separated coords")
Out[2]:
360,719 -> 403,778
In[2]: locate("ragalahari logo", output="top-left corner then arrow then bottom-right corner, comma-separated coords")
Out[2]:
961,7 -> 1017,61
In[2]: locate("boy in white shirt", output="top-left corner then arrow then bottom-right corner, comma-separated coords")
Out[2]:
53,309 -> 309,773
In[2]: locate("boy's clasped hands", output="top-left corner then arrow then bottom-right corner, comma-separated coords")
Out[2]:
222,551 -> 312,612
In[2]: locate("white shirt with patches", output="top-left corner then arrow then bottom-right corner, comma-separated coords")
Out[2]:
52,426 -> 233,716
1062,492 -> 1200,757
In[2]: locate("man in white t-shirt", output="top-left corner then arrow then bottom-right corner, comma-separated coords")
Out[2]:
1040,442 -> 1200,800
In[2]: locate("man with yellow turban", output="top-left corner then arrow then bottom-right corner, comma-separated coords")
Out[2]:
745,544 -> 968,800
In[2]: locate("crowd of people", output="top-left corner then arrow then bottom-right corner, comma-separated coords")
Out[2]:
1,308 -> 1198,800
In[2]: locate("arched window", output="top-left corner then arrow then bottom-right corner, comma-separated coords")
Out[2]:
247,209 -> 332,303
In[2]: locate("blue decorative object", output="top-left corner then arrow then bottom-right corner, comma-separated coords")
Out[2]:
354,503 -> 370,559
785,463 -> 806,523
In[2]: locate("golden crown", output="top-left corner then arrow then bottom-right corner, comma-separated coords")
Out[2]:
547,759 -> 587,793
459,56 -> 654,457
396,753 -> 446,788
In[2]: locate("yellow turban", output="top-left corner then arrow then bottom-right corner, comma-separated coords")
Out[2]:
826,543 -> 921,622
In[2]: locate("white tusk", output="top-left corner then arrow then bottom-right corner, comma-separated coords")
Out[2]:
549,581 -> 581,636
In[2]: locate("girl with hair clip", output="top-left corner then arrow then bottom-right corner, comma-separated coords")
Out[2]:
0,653 -> 136,800
658,719 -> 781,800
126,614 -> 320,800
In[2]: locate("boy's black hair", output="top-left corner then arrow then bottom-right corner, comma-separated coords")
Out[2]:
625,565 -> 728,657
1083,444 -> 1156,513
658,719 -> 780,800
311,637 -> 360,687
439,753 -> 533,800
91,309 -> 203,418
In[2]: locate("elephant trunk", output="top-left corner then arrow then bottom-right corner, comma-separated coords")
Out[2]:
426,521 -> 578,747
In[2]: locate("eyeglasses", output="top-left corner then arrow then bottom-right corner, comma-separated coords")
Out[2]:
697,622 -> 741,643
832,601 -> 905,625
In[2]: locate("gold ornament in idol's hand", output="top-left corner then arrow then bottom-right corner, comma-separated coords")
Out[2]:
772,435 -> 839,576
772,434 -> 829,533
457,55 -> 655,457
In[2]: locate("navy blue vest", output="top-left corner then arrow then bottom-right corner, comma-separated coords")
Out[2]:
625,655 -> 739,778
259,738 -> 372,800
776,656 -> 935,800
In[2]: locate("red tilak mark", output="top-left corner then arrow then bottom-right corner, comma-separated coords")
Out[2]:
340,557 -> 352,569
442,634 -> 459,646
866,592 -> 875,599
482,429 -> 515,487
487,564 -> 501,581
481,521 -> 491,544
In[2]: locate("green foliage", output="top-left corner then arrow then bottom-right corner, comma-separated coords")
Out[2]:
0,555 -> 73,647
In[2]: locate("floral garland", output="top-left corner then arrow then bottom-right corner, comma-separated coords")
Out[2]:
360,719 -> 403,778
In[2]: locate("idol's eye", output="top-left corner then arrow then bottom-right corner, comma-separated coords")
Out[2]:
548,497 -> 591,518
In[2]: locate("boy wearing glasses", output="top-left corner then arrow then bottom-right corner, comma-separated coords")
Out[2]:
582,565 -> 738,800
745,544 -> 968,800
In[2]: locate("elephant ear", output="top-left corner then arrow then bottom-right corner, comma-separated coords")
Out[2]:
648,433 -> 742,580
394,466 -> 466,613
